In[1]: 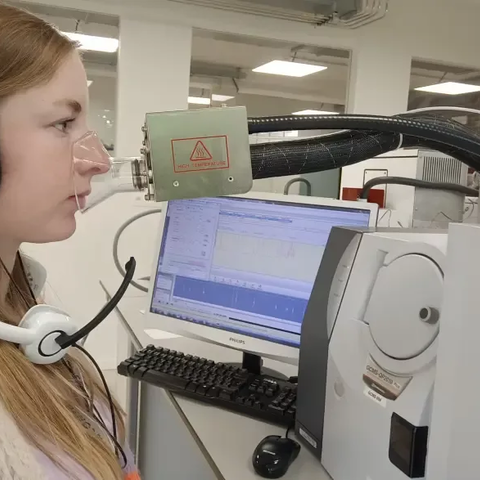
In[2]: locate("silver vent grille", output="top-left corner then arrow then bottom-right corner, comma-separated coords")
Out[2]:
167,0 -> 389,28
418,153 -> 467,186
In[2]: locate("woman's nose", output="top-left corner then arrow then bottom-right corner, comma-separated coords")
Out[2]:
73,131 -> 111,176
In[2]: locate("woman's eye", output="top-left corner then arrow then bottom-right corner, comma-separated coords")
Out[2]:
53,119 -> 74,133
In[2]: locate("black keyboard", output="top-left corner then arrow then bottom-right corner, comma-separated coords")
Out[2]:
117,345 -> 297,426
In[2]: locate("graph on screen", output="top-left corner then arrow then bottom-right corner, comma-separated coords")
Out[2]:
212,231 -> 324,284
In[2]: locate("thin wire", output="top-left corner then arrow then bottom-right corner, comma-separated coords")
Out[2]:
429,211 -> 454,227
92,404 -> 128,468
464,198 -> 476,221
113,209 -> 163,293
73,344 -> 118,442
64,359 -> 128,468
377,209 -> 393,227
0,254 -> 36,311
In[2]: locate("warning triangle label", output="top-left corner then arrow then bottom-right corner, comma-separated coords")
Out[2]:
190,140 -> 213,161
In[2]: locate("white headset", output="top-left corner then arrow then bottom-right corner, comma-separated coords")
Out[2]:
2,255 -> 136,365
8,304 -> 78,364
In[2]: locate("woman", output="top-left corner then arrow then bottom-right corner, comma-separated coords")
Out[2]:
0,4 -> 140,479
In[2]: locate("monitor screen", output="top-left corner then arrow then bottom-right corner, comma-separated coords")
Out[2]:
149,196 -> 372,348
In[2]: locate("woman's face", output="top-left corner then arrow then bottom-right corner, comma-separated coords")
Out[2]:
0,51 -> 102,246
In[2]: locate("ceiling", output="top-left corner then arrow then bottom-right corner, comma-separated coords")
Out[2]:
9,1 -> 480,120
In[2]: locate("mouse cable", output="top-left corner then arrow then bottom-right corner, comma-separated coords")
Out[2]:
285,421 -> 295,439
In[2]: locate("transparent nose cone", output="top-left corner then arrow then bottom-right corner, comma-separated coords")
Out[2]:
73,131 -> 145,212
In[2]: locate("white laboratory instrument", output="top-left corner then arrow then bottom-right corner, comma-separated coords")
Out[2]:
296,227 -> 448,480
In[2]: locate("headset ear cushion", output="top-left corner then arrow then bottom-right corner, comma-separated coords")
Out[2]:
18,305 -> 78,364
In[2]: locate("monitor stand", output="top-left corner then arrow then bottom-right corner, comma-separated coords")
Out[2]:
229,352 -> 289,381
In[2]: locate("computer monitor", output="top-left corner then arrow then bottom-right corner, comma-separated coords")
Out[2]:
144,192 -> 378,373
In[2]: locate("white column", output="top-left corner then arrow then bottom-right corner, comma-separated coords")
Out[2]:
341,37 -> 412,191
116,18 -> 192,157
107,18 -> 192,402
347,41 -> 412,115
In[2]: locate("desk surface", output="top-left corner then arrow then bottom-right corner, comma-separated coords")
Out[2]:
108,285 -> 331,480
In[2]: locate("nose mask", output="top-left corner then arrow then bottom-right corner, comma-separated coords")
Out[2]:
72,131 -> 139,212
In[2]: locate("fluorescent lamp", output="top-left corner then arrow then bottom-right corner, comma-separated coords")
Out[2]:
415,82 -> 480,95
87,80 -> 93,87
188,96 -> 211,105
212,94 -> 235,102
292,109 -> 339,115
62,32 -> 119,53
253,60 -> 327,77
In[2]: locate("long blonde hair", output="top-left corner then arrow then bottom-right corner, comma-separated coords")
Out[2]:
0,4 -> 125,479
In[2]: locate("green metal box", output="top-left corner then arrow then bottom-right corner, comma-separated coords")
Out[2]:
144,106 -> 252,201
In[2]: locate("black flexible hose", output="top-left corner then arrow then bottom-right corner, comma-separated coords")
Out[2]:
248,115 -> 480,156
359,176 -> 479,200
248,114 -> 480,179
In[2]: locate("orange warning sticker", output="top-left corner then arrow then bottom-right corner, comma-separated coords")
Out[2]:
171,135 -> 230,173
190,140 -> 212,161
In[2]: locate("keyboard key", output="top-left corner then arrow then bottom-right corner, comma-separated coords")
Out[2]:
187,382 -> 199,392
267,404 -> 284,414
196,384 -> 209,395
219,389 -> 234,400
206,386 -> 220,398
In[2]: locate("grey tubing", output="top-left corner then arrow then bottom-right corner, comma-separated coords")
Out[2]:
113,209 -> 163,292
360,176 -> 479,200
284,178 -> 312,196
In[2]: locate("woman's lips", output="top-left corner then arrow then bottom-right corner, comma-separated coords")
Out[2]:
69,194 -> 88,210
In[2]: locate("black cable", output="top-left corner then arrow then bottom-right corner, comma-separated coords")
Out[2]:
73,345 -> 118,445
360,176 -> 479,200
64,359 -> 127,468
0,254 -> 37,312
92,404 -> 128,469
285,376 -> 298,439
16,254 -> 38,306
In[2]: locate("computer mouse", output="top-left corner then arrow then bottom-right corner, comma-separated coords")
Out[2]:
252,435 -> 301,479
